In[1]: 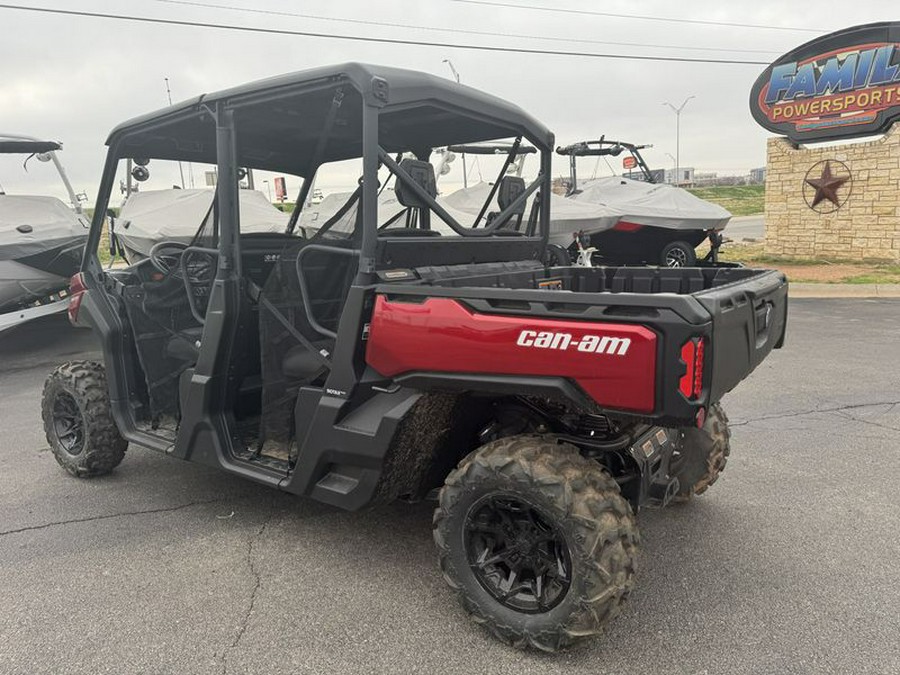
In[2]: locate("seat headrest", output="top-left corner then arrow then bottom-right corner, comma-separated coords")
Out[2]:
395,159 -> 437,208
497,176 -> 527,215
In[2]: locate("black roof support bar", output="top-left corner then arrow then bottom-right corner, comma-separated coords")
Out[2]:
473,136 -> 521,228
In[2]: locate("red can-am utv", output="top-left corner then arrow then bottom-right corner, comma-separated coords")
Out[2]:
42,63 -> 787,651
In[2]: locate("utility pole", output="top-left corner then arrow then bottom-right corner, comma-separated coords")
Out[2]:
443,59 -> 467,188
165,77 -> 187,189
662,95 -> 695,186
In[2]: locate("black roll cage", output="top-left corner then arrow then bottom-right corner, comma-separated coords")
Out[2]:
296,140 -> 545,242
71,65 -> 559,499
378,143 -> 542,236
84,79 -> 553,284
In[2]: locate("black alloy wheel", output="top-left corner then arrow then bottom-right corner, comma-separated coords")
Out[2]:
52,391 -> 85,456
464,494 -> 572,614
665,247 -> 688,267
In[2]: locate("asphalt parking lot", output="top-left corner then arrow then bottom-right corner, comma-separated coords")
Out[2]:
1,299 -> 899,674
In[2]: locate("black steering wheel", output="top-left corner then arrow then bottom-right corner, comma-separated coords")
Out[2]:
147,241 -> 218,323
148,241 -> 189,277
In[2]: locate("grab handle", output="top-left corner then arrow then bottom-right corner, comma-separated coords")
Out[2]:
295,244 -> 360,339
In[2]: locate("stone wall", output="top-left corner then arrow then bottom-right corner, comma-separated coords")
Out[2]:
764,125 -> 900,261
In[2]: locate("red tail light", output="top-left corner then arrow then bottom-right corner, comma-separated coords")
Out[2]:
67,273 -> 87,325
612,221 -> 643,232
679,337 -> 706,400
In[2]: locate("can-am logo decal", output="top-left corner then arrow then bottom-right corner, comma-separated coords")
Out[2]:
750,23 -> 900,142
516,330 -> 630,356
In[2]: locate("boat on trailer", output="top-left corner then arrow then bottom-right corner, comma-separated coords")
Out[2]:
0,134 -> 88,330
557,139 -> 731,266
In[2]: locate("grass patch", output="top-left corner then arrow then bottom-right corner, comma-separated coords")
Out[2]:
718,244 -> 820,266
843,266 -> 900,284
687,185 -> 764,217
98,223 -> 113,266
715,242 -> 900,284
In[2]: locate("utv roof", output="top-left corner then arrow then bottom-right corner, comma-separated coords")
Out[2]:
106,62 -> 554,176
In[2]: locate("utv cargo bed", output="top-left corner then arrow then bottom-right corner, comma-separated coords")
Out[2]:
367,264 -> 787,425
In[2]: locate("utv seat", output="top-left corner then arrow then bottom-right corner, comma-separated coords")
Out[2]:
377,158 -> 439,234
485,175 -> 527,231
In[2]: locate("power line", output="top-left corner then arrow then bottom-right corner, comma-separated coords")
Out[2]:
152,0 -> 780,55
0,4 -> 770,65
451,0 -> 826,33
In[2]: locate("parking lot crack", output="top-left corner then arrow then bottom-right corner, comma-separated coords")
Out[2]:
833,409 -> 900,433
221,502 -> 276,675
731,400 -> 900,428
0,498 -> 224,537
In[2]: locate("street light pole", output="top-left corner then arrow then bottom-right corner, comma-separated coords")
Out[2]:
662,95 -> 695,186
443,59 -> 467,188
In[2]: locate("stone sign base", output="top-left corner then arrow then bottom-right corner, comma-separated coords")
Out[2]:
764,125 -> 900,262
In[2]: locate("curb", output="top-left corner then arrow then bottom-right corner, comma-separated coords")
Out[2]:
789,283 -> 900,298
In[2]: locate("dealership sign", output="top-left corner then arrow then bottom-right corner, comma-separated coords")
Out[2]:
750,22 -> 900,142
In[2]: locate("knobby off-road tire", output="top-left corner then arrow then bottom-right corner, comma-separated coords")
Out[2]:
433,435 -> 639,651
672,403 -> 731,501
41,361 -> 127,477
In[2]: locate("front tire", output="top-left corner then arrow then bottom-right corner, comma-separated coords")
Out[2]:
433,435 -> 639,651
42,361 -> 127,478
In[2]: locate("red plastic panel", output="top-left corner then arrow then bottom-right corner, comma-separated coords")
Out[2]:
366,296 -> 657,413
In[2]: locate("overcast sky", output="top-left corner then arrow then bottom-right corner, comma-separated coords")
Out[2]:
0,0 -> 895,203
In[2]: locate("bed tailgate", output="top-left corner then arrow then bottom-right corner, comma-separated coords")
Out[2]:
696,269 -> 788,403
